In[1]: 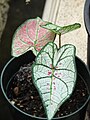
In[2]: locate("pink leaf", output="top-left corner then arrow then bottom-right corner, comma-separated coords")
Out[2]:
12,17 -> 55,57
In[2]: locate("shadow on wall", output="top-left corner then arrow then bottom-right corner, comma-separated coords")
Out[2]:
0,0 -> 46,73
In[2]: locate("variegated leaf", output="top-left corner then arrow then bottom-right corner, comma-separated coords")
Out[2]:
32,42 -> 77,120
41,22 -> 81,35
12,17 -> 55,57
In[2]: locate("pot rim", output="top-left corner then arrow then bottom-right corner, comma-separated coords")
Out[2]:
0,56 -> 90,119
84,0 -> 90,35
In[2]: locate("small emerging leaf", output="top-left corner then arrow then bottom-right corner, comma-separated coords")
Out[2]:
32,42 -> 77,120
12,17 -> 55,57
41,22 -> 81,35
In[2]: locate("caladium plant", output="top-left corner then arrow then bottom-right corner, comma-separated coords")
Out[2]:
31,20 -> 80,119
32,42 -> 77,120
11,17 -> 81,120
12,17 -> 55,56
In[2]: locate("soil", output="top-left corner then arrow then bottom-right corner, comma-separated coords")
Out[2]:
6,62 -> 89,118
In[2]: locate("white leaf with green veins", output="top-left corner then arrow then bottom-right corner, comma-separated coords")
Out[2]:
32,42 -> 77,120
41,22 -> 81,35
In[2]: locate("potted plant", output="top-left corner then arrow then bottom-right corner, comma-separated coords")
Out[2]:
0,17 -> 90,120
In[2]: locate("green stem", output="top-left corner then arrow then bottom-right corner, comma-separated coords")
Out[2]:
59,34 -> 61,48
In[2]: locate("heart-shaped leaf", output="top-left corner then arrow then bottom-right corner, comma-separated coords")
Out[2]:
41,22 -> 81,35
12,17 -> 55,57
32,42 -> 77,120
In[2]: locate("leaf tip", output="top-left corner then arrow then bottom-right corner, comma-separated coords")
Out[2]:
74,23 -> 81,28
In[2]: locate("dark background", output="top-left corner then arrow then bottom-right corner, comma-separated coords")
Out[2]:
0,0 -> 45,120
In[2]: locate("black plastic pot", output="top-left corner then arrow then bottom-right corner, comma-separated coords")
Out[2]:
0,51 -> 90,120
84,0 -> 90,69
